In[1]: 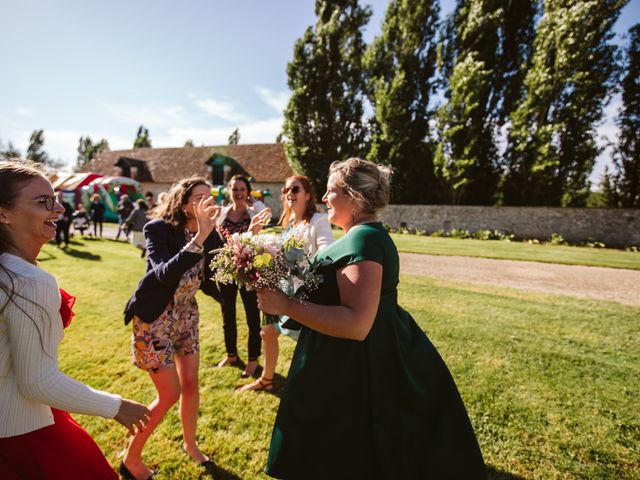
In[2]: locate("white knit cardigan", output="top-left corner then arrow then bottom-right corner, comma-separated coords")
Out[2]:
0,253 -> 121,437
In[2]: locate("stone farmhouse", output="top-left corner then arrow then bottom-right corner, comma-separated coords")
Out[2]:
82,143 -> 293,217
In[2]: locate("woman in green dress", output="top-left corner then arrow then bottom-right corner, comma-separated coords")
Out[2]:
256,157 -> 486,480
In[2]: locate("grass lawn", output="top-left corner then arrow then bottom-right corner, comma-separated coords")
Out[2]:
360,231 -> 640,270
266,226 -> 640,270
39,238 -> 639,479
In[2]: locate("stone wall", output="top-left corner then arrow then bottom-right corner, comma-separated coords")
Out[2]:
379,205 -> 640,248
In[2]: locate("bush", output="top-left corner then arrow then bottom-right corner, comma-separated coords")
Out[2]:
549,233 -> 567,245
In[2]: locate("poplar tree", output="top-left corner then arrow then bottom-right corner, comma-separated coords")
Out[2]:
77,136 -> 109,170
0,138 -> 21,160
364,0 -> 440,204
435,0 -> 537,204
609,23 -> 640,207
133,126 -> 152,149
26,130 -> 50,164
228,128 -> 240,145
502,0 -> 627,206
283,0 -> 372,195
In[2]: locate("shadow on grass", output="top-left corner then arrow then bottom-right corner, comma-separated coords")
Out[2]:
201,460 -> 243,479
61,247 -> 102,261
486,465 -> 527,480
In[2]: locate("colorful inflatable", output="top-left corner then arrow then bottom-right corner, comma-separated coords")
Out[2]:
80,176 -> 143,222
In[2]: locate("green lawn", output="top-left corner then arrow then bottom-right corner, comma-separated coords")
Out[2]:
39,238 -> 639,479
334,229 -> 640,270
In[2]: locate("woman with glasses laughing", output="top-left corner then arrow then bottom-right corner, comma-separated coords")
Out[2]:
0,160 -> 150,479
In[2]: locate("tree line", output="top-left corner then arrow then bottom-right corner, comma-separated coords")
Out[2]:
283,0 -> 639,208
0,125 -> 245,172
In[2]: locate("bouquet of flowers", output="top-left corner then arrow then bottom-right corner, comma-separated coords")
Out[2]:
210,231 -> 323,324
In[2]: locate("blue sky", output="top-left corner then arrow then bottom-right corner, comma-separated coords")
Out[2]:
1,0 -> 638,186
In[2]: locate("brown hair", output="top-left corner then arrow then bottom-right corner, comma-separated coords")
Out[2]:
228,175 -> 252,195
0,160 -> 45,253
148,176 -> 210,229
0,160 -> 52,347
328,158 -> 392,215
278,175 -> 318,229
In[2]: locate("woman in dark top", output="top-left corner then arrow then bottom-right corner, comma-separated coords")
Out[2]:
257,158 -> 486,480
215,175 -> 271,378
89,193 -> 105,237
121,177 -> 223,480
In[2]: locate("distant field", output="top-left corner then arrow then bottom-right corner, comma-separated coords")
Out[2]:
38,238 -> 640,479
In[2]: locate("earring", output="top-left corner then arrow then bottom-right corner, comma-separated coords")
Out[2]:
352,209 -> 356,223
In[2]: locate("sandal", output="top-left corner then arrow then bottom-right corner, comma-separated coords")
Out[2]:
217,353 -> 238,368
236,377 -> 273,393
241,358 -> 259,378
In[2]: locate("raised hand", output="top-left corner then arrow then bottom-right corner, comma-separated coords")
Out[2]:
193,196 -> 221,246
114,398 -> 151,435
249,207 -> 272,235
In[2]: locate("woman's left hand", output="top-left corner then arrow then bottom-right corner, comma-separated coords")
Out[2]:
257,288 -> 289,315
249,208 -> 272,235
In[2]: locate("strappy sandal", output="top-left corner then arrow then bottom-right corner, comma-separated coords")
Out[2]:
241,358 -> 259,378
217,353 -> 238,368
236,377 -> 273,393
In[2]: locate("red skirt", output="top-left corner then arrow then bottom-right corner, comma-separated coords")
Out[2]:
0,408 -> 117,480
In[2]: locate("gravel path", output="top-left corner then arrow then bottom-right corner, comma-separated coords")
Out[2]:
399,253 -> 640,307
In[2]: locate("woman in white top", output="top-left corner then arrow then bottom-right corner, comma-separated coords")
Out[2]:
0,160 -> 150,479
238,175 -> 333,392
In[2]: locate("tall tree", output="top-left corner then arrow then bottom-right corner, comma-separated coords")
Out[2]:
435,0 -> 538,204
228,128 -> 240,145
77,136 -> 109,170
609,23 -> 640,207
26,129 -> 49,164
364,0 -> 440,204
0,138 -> 21,160
133,125 -> 152,149
283,0 -> 372,196
502,0 -> 627,206
184,139 -> 195,147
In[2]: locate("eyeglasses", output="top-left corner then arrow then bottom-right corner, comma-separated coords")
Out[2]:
36,195 -> 57,211
282,186 -> 301,194
11,195 -> 57,211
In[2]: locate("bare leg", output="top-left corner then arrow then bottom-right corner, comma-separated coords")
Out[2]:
238,325 -> 278,392
122,367 -> 180,479
175,352 -> 209,464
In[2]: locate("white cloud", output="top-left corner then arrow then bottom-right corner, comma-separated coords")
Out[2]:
14,107 -> 35,116
99,102 -> 189,130
160,116 -> 284,147
189,95 -> 246,122
255,87 -> 289,113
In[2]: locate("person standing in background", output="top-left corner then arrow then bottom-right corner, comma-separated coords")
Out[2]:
125,199 -> 150,258
89,193 -> 105,238
54,191 -> 73,248
115,194 -> 134,241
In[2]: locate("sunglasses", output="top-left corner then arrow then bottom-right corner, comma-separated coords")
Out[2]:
282,186 -> 301,194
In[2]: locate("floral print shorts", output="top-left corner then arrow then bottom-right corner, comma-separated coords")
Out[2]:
132,250 -> 203,373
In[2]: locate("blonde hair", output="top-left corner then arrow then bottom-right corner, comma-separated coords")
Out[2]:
328,158 -> 392,215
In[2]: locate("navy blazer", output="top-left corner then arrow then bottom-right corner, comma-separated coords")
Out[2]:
123,218 -> 224,324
